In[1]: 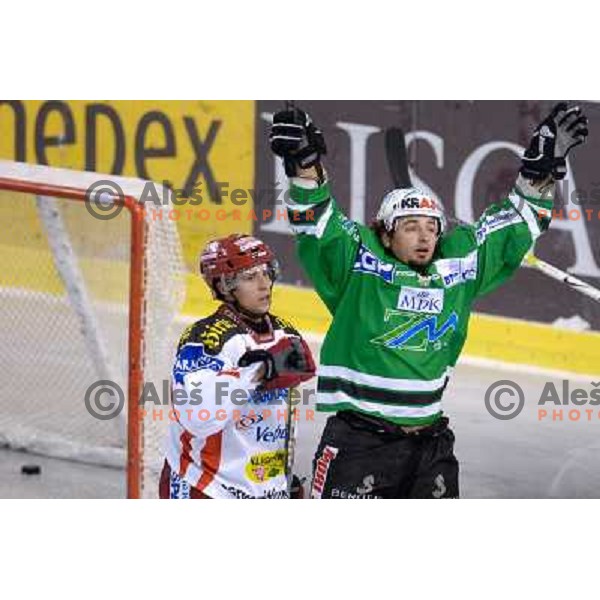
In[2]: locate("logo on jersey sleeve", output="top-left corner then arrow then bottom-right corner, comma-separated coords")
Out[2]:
434,251 -> 478,288
352,245 -> 395,283
397,286 -> 444,314
173,343 -> 225,385
475,208 -> 521,245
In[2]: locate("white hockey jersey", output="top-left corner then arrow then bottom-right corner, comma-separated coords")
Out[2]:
163,304 -> 309,499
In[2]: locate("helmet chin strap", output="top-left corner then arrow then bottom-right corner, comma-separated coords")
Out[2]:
222,291 -> 273,338
232,300 -> 268,321
226,289 -> 269,322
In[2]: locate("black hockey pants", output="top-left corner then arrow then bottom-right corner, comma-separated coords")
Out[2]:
310,410 -> 459,499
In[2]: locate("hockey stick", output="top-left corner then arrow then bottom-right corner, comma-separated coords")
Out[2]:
384,126 -> 600,304
279,99 -> 303,497
284,389 -> 300,498
522,254 -> 600,302
385,127 -> 412,188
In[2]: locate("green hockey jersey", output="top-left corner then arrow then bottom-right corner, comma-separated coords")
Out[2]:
287,177 -> 553,425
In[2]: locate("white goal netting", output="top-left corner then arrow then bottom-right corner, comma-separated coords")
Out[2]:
0,160 -> 187,497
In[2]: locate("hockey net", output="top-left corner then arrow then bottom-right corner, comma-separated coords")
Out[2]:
0,160 -> 186,498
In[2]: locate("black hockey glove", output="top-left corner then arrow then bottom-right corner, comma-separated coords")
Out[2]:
269,108 -> 327,177
238,336 -> 316,391
520,102 -> 588,181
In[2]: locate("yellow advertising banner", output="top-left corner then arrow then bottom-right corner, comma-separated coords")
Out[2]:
0,100 -> 256,271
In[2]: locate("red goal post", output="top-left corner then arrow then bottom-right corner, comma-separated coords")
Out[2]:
0,160 -> 186,498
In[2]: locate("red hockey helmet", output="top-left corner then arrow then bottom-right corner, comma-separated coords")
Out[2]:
199,234 -> 280,297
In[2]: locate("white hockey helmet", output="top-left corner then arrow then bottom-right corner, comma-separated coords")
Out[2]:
376,187 -> 446,235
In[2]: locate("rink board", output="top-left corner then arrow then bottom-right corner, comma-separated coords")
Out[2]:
1,287 -> 599,498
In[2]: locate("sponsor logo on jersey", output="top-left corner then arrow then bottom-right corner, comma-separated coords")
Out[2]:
417,273 -> 431,286
331,476 -> 382,499
475,208 -> 521,245
246,450 -> 286,483
220,483 -> 289,499
340,214 -> 359,238
397,286 -> 444,314
169,470 -> 191,499
396,270 -> 441,287
247,387 -> 289,405
330,488 -> 382,499
311,445 -> 339,499
173,343 -> 225,385
371,309 -> 459,351
235,412 -> 265,431
198,318 -> 238,352
396,269 -> 417,278
255,424 -> 288,444
434,251 -> 478,288
352,245 -> 395,283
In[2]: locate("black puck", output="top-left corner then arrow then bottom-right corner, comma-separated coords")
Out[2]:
21,465 -> 41,475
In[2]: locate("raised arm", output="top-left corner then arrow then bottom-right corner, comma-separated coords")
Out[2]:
269,109 -> 361,313
443,102 -> 588,297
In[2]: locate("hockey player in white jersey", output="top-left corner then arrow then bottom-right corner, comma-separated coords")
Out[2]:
159,234 -> 315,499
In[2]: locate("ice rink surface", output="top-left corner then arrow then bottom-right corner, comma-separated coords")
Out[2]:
2,360 -> 599,499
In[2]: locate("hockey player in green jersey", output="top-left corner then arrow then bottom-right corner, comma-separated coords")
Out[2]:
269,103 -> 588,499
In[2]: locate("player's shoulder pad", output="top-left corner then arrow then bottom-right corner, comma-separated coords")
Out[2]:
178,311 -> 241,356
271,314 -> 301,338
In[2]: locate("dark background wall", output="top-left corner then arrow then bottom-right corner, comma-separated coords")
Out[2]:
255,101 -> 600,330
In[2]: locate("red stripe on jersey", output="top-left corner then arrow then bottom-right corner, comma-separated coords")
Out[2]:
195,431 -> 224,492
178,430 -> 193,478
218,369 -> 240,378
